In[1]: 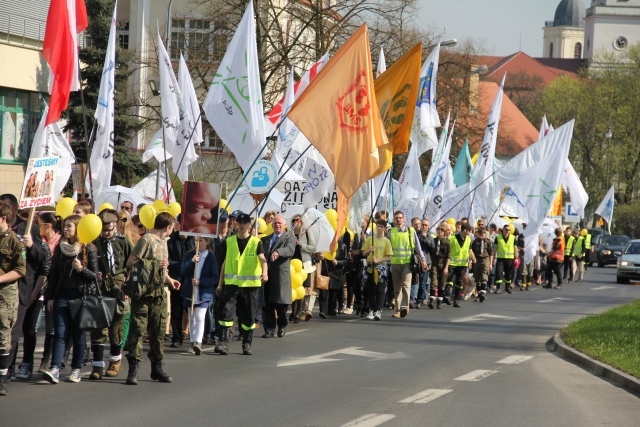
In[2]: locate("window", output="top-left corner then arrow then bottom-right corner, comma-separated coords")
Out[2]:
203,126 -> 224,152
0,87 -> 43,164
574,42 -> 582,59
117,21 -> 129,49
549,42 -> 554,58
170,18 -> 218,62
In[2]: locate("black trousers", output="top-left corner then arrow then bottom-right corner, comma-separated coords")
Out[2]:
547,259 -> 563,286
563,256 -> 574,281
9,299 -> 43,368
169,288 -> 184,343
366,274 -> 386,312
495,258 -> 514,289
262,303 -> 288,331
219,286 -> 258,331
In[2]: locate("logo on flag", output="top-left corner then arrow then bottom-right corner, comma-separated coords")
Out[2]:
243,160 -> 279,194
337,71 -> 371,132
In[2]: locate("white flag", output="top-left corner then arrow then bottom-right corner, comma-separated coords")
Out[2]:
301,157 -> 335,209
539,114 -> 551,140
132,168 -> 176,203
178,53 -> 203,145
562,160 -> 588,217
88,2 -> 117,195
142,128 -> 173,164
202,0 -> 265,171
422,111 -> 450,205
595,185 -> 615,233
278,66 -> 296,143
425,120 -> 456,225
410,41 -> 441,156
157,31 -> 198,183
469,74 -> 506,217
377,46 -> 387,77
440,184 -> 475,222
495,120 -> 574,262
30,105 -> 75,197
396,145 -> 423,218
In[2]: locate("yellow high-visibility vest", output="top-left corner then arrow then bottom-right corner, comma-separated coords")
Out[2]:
496,234 -> 516,259
390,227 -> 414,265
449,234 -> 471,266
224,235 -> 262,287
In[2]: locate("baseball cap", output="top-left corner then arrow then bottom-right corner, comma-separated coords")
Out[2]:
218,210 -> 229,223
236,213 -> 251,223
230,210 -> 243,219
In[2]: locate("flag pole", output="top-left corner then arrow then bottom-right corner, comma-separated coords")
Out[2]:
77,56 -> 95,203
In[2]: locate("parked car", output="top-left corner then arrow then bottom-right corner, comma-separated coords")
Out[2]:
588,234 -> 630,267
616,240 -> 640,284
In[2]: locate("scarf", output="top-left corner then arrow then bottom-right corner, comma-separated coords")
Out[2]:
60,239 -> 82,257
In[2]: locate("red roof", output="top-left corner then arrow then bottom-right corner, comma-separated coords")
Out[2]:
476,51 -> 583,85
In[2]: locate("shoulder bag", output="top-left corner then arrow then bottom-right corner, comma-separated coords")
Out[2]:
314,260 -> 330,291
68,281 -> 116,331
410,229 -> 426,274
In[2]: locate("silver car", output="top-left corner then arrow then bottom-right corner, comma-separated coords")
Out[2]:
616,240 -> 640,284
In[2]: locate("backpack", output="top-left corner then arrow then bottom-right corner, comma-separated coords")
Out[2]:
122,235 -> 165,299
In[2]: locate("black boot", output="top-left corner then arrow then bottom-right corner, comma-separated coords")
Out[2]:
242,330 -> 253,356
0,374 -> 7,396
150,361 -> 173,383
125,357 -> 139,385
218,327 -> 230,355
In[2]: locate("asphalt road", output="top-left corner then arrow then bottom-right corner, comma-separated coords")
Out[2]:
2,266 -> 639,427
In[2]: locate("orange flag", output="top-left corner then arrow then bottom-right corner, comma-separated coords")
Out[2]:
287,24 -> 388,199
551,185 -> 563,216
373,42 -> 422,175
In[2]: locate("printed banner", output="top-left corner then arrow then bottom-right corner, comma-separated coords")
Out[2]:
180,181 -> 223,238
19,157 -> 58,209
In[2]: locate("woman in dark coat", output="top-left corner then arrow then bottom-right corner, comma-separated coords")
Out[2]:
319,233 -> 349,317
180,237 -> 218,355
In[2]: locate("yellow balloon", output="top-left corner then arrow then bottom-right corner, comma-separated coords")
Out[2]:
167,201 -> 181,218
98,202 -> 114,213
295,286 -> 305,301
324,251 -> 336,261
290,258 -> 303,272
152,199 -> 168,213
219,199 -> 230,213
581,229 -> 588,236
56,197 -> 77,219
265,223 -> 274,236
291,273 -> 303,288
139,205 -> 157,230
299,269 -> 308,282
324,209 -> 338,224
508,223 -> 515,235
77,214 -> 102,244
257,218 -> 267,234
447,217 -> 456,227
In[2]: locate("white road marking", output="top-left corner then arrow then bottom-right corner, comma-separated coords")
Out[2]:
277,346 -> 409,367
592,286 -> 615,290
455,370 -> 497,381
451,313 -> 519,323
341,414 -> 396,427
285,329 -> 309,335
400,389 -> 453,403
496,355 -> 533,365
537,297 -> 574,303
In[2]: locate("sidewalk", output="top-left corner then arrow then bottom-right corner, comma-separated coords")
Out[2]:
552,333 -> 640,395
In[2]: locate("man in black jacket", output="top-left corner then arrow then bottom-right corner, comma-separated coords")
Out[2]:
167,215 -> 194,347
0,194 -> 48,381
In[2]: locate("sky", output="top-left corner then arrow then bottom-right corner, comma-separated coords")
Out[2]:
417,0 -> 589,57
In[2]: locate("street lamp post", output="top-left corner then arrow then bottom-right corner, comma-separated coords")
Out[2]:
605,128 -> 612,189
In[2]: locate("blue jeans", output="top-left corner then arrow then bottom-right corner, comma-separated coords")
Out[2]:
51,289 -> 86,370
410,272 -> 429,304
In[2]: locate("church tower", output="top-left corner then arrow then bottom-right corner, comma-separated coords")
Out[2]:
584,0 -> 640,61
543,0 -> 586,59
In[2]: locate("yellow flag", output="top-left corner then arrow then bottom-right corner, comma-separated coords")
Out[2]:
374,42 -> 422,165
551,185 -> 563,216
287,24 -> 388,199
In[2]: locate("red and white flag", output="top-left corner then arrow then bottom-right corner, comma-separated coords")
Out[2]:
42,0 -> 88,125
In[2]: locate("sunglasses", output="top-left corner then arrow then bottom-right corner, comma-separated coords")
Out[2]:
118,217 -> 128,223
136,224 -> 144,229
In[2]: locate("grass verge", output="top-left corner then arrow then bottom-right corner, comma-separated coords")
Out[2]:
561,299 -> 640,378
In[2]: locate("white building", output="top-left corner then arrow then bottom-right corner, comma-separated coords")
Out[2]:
584,0 -> 640,61
543,0 -> 586,59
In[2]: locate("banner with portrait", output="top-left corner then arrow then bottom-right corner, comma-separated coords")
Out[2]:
180,181 -> 223,238
19,157 -> 58,209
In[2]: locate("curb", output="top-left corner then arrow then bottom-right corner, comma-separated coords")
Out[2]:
551,333 -> 640,395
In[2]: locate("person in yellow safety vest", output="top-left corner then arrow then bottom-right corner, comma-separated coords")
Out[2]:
389,211 -> 427,319
582,229 -> 592,269
493,224 -> 518,294
215,212 -> 268,356
446,223 -> 476,308
562,227 -> 575,283
572,229 -> 588,282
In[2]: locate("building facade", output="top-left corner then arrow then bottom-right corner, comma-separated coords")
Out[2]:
543,0 -> 586,59
584,0 -> 640,61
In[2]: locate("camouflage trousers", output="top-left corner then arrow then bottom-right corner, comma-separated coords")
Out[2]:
126,294 -> 167,363
0,284 -> 18,369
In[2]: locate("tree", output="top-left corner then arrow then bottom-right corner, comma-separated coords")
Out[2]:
535,44 -> 640,209
64,0 -> 151,195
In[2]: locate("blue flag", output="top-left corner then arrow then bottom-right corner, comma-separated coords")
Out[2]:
452,139 -> 474,187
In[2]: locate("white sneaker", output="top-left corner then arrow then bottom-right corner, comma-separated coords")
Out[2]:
374,310 -> 382,321
67,369 -> 82,383
366,311 -> 374,320
344,307 -> 353,315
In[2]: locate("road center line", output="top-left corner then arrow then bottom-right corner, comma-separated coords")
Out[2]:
400,389 -> 452,403
455,370 -> 497,381
496,355 -> 533,365
341,414 -> 396,427
284,329 -> 308,335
